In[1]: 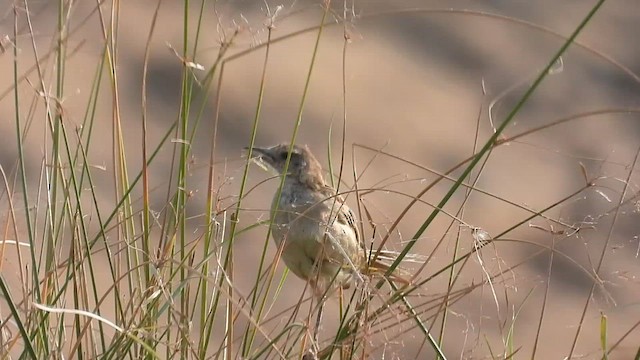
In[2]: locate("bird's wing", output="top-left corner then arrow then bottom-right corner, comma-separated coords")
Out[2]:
320,185 -> 360,244
317,187 -> 412,286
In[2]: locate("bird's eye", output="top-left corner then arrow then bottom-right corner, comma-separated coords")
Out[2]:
279,152 -> 289,160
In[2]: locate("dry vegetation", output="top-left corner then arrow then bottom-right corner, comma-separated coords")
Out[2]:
0,0 -> 638,359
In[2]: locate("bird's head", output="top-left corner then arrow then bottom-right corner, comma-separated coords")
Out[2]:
248,143 -> 324,189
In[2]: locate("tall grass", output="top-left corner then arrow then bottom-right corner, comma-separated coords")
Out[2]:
1,0 -> 638,359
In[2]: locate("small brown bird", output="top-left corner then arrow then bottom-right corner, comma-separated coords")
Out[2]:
249,143 -> 405,296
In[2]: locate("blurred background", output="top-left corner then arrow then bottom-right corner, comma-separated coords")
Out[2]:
0,0 -> 638,358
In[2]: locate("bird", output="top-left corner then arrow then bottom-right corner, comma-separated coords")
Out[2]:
248,143 -> 407,295
248,143 -> 410,359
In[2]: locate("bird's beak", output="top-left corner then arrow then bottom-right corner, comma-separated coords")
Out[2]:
246,146 -> 275,169
246,146 -> 271,158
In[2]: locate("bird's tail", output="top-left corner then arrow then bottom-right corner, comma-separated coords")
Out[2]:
362,249 -> 425,286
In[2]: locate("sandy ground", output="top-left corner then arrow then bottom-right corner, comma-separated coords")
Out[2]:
0,1 -> 638,358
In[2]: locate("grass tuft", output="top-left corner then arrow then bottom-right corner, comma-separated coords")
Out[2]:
1,1 -> 638,359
